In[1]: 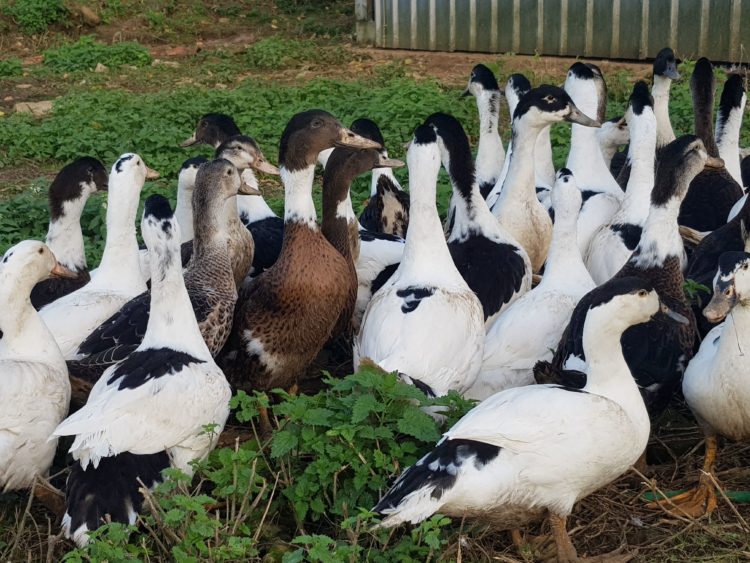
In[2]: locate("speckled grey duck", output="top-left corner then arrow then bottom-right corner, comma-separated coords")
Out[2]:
31,157 -> 108,310
323,147 -> 403,339
535,136 -> 710,418
67,159 -> 252,383
679,58 -> 743,232
354,118 -> 410,238
218,110 -> 380,394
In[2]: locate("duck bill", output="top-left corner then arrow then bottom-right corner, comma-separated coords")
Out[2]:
145,166 -> 161,180
336,128 -> 382,150
659,302 -> 689,325
703,288 -> 736,323
180,133 -> 198,147
376,155 -> 405,169
704,156 -> 724,169
237,181 -> 262,196
665,63 -> 681,81
252,158 -> 280,175
566,104 -> 601,128
50,261 -> 78,279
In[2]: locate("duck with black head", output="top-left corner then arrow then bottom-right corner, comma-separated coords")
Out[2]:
537,135 -> 712,420
679,58 -> 743,232
597,115 -> 629,169
30,157 -> 108,310
54,194 -> 232,548
717,74 -> 747,213
219,110 -> 380,427
180,113 -> 241,148
652,47 -> 681,152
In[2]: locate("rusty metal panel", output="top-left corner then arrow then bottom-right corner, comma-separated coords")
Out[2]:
370,0 -> 750,63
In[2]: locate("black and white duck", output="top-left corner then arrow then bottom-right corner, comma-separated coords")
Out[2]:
374,277 -> 665,562
679,58 -> 743,232
0,241 -> 74,491
353,118 -> 410,238
54,195 -> 232,546
354,125 -> 484,398
536,136 -> 710,418
425,112 -> 530,326
68,159 -> 253,382
30,157 -> 108,310
717,74 -> 747,218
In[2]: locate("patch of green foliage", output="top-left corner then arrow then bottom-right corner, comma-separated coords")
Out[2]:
1,0 -> 67,34
43,35 -> 152,73
245,36 -> 353,70
0,57 -> 22,77
62,367 -> 472,562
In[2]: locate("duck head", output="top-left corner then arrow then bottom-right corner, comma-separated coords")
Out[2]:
717,74 -> 747,133
48,156 -> 108,221
0,240 -> 76,292
650,135 -> 723,207
597,115 -> 629,147
462,64 -> 500,98
550,168 -> 582,218
215,135 -> 279,177
110,153 -> 159,190
181,113 -> 241,148
323,147 -> 403,189
279,109 -> 381,172
564,62 -> 608,124
423,112 -> 475,196
653,47 -> 681,81
140,194 -> 181,268
704,251 -> 750,322
514,84 -> 601,130
504,73 -> 531,117
624,80 -> 655,135
177,156 -> 209,197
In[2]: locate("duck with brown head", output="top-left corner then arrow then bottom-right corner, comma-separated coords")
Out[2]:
219,110 -> 380,415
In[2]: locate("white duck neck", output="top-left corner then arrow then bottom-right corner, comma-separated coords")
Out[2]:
92,174 -> 147,291
493,120 -> 540,213
140,239 -> 211,357
0,276 -> 63,363
540,194 -> 591,291
721,299 -> 750,355
45,195 -> 88,272
475,90 -> 505,182
652,75 -> 676,148
633,199 -> 683,267
716,102 -> 745,186
614,109 -> 657,225
175,183 -> 195,243
582,306 -> 650,420
281,165 -> 318,229
534,125 -> 555,187
566,121 -> 620,194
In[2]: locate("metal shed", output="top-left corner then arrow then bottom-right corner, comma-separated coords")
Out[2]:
355,0 -> 750,63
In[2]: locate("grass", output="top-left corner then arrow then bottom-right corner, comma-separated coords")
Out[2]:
1,2 -> 750,561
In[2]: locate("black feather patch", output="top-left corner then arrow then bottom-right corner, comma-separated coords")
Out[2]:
373,439 -> 500,513
470,64 -> 500,91
358,229 -> 402,243
371,262 -> 399,295
449,238 -> 526,320
114,154 -> 134,173
629,81 -> 653,115
610,223 -> 643,251
479,182 -> 495,199
245,216 -> 284,273
413,124 -> 437,145
396,286 -> 435,313
350,118 -> 385,146
107,348 -> 205,390
65,452 -> 169,538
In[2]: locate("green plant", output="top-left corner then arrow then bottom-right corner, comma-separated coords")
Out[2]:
245,37 -> 352,70
0,57 -> 22,77
2,0 -> 67,34
684,278 -> 711,306
43,35 -> 152,73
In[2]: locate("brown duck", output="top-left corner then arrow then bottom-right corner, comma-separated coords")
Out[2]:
322,147 -> 404,339
218,110 -> 380,403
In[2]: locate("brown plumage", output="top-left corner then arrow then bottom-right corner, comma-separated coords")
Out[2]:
219,110 -> 381,393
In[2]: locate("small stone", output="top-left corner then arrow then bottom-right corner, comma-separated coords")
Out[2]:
78,5 -> 100,26
3,96 -> 13,101
94,63 -> 108,73
16,84 -> 32,89
14,100 -> 53,116
218,17 -> 229,23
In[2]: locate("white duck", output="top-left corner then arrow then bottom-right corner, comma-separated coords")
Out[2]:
586,81 -> 657,285
563,62 -> 624,258
468,169 -> 594,400
373,277 -> 659,562
0,241 -> 73,491
660,251 -> 750,518
492,84 -> 600,272
40,154 -> 158,359
54,195 -> 231,546
354,124 -> 484,397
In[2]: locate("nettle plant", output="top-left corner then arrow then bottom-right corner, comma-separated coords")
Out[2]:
65,366 -> 474,562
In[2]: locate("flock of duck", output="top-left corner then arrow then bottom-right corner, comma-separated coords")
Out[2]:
2,46 -> 750,560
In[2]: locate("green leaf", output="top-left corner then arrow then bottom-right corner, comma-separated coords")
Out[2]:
271,429 -> 298,458
351,393 -> 381,423
397,408 -> 440,442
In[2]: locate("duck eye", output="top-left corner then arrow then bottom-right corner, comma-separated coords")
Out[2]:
725,288 -> 733,297
311,119 -> 323,129
637,289 -> 648,297
544,95 -> 556,103
742,262 -> 749,271
226,169 -> 232,176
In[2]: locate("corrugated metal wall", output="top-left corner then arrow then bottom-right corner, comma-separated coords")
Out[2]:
366,0 -> 749,62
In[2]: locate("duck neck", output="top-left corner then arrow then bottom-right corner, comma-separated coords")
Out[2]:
45,196 -> 88,272
566,122 -> 620,194
93,177 -> 146,290
370,166 -> 400,196
281,165 -> 318,230
175,185 -> 195,243
322,172 -> 355,262
615,113 -> 657,225
494,122 -> 540,211
540,202 -> 590,289
447,159 -> 501,243
652,75 -> 676,148
581,308 -> 649,420
693,80 -> 720,158
475,90 -> 505,182
632,199 -> 683,268
0,277 -> 63,363
190,198 -> 234,280
535,125 -> 555,187
141,242 -> 210,357
722,301 -> 750,353
716,105 -> 745,186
